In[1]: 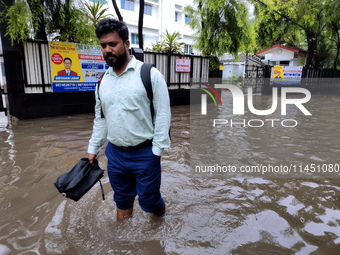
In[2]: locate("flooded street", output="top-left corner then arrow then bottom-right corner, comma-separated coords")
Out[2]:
1,90 -> 340,254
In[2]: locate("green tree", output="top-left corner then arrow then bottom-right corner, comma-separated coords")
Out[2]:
296,0 -> 328,67
0,0 -> 32,45
325,0 -> 340,69
45,0 -> 97,44
84,0 -> 112,27
254,0 -> 302,50
0,0 -> 98,45
150,41 -> 165,52
161,30 -> 185,53
151,30 -> 185,54
0,0 -> 45,44
254,0 -> 334,68
185,0 -> 254,57
27,0 -> 47,40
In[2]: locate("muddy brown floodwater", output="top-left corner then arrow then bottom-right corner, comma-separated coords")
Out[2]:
0,90 -> 340,255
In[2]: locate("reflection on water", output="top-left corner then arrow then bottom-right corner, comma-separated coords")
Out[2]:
0,91 -> 340,254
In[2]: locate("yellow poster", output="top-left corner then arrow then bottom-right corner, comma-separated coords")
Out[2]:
49,41 -> 84,83
49,41 -> 107,92
272,66 -> 303,85
273,66 -> 284,80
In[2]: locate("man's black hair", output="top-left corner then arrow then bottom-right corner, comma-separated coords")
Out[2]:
95,18 -> 129,42
64,57 -> 72,63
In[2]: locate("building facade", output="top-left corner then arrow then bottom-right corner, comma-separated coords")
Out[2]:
222,52 -> 246,81
255,44 -> 306,66
105,0 -> 199,54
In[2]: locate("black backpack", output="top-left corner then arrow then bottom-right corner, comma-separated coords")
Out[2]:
97,63 -> 154,120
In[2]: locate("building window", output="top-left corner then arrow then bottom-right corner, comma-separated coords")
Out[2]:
121,0 -> 134,11
185,15 -> 191,24
175,12 -> 179,22
131,33 -> 139,45
184,44 -> 192,54
280,60 -> 290,66
144,4 -> 152,15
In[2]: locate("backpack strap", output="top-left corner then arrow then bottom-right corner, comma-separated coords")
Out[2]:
97,72 -> 106,118
140,63 -> 155,122
141,63 -> 170,139
97,64 -> 154,120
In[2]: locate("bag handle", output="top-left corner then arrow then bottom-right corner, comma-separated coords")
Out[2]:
99,180 -> 105,200
63,159 -> 94,191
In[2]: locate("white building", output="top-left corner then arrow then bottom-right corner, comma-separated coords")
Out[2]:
222,52 -> 246,80
255,44 -> 306,66
105,0 -> 199,54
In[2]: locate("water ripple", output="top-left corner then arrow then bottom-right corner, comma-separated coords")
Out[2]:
0,93 -> 339,254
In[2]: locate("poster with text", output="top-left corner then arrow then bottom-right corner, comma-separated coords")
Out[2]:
272,66 -> 303,85
175,58 -> 191,72
49,41 -> 108,92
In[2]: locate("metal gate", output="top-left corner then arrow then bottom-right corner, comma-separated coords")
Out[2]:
0,34 -> 7,113
244,53 -> 265,93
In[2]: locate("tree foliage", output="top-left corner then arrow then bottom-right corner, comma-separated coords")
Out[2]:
44,0 -> 98,44
150,30 -> 185,54
0,0 -> 99,45
185,0 -> 254,57
254,0 -> 301,49
185,0 -> 340,69
0,0 -> 42,44
254,0 -> 340,68
324,0 -> 340,69
84,0 -> 112,27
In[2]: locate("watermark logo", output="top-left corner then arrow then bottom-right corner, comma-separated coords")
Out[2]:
200,84 -> 222,115
201,85 -> 311,116
200,84 -> 312,128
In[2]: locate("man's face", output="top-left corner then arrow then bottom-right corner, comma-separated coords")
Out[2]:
64,60 -> 72,71
100,31 -> 130,69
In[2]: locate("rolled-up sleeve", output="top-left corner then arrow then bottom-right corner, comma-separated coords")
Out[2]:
87,84 -> 108,155
151,68 -> 171,156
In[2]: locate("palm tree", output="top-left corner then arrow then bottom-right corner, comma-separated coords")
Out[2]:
150,30 -> 185,54
161,30 -> 185,54
84,0 -> 112,27
150,41 -> 165,52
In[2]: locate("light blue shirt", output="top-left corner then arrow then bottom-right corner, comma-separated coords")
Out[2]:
87,56 -> 171,156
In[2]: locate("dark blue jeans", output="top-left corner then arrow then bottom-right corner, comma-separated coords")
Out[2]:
105,142 -> 164,212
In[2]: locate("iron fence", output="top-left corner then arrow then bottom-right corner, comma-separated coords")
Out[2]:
21,41 -> 210,94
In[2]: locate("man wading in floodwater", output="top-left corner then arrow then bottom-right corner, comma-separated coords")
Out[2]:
85,18 -> 171,220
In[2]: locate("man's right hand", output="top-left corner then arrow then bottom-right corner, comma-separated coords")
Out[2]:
85,153 -> 96,165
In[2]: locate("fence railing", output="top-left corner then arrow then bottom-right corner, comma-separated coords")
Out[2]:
244,64 -> 340,93
23,41 -> 51,93
244,65 -> 265,93
144,51 -> 209,89
302,67 -> 340,78
22,41 -> 210,94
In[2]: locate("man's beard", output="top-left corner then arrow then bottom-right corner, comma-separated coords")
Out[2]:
104,49 -> 128,69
